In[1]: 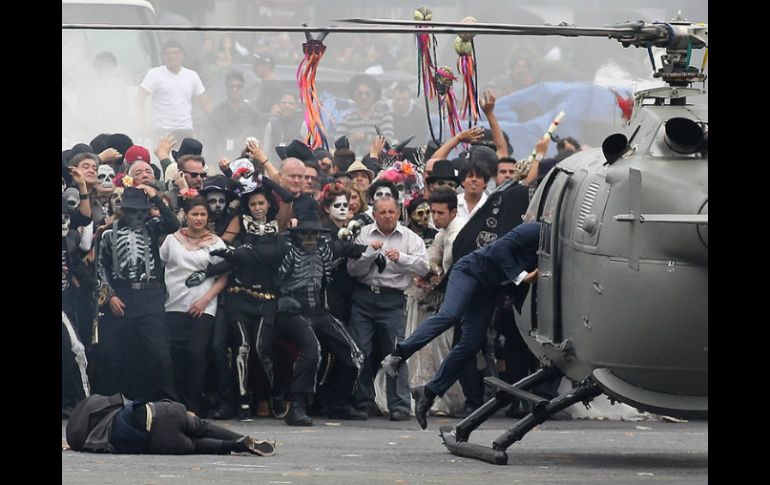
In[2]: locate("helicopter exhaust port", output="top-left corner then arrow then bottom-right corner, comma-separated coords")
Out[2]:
664,117 -> 704,154
602,133 -> 629,165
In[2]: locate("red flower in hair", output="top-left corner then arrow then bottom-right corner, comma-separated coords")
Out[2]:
113,172 -> 125,187
180,188 -> 199,199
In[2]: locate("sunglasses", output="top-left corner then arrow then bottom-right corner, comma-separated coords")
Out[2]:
184,170 -> 208,178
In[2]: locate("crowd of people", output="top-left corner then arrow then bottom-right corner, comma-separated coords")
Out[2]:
62,38 -> 588,453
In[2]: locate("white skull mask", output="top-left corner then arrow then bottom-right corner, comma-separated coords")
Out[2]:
329,195 -> 349,222
97,165 -> 115,188
61,212 -> 71,237
62,187 -> 81,213
230,158 -> 257,194
373,186 -> 393,201
110,188 -> 124,215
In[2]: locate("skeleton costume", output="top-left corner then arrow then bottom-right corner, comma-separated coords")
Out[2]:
62,193 -> 91,415
93,187 -> 179,402
276,218 -> 365,425
193,176 -> 293,421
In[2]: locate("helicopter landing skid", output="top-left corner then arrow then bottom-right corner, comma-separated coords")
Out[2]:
439,369 -> 602,465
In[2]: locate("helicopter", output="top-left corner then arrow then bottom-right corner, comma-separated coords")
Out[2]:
62,10 -> 707,466
341,13 -> 708,465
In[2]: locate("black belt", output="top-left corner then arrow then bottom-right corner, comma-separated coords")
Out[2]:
113,281 -> 163,290
355,282 -> 404,296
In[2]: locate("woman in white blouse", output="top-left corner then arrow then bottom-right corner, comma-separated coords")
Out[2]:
160,196 -> 228,417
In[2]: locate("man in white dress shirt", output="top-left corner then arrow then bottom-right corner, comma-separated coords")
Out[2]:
347,197 -> 430,420
456,160 -> 490,220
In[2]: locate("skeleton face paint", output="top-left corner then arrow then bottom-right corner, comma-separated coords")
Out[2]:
329,195 -> 349,222
206,191 -> 227,219
97,165 -> 115,188
295,230 -> 319,253
110,188 -> 124,216
409,201 -> 431,228
61,212 -> 71,237
122,208 -> 147,229
373,186 -> 393,200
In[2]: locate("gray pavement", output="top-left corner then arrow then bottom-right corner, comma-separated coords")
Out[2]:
62,416 -> 707,484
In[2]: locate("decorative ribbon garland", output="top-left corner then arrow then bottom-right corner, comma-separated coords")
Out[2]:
297,34 -> 329,150
435,66 -> 463,143
455,36 -> 480,128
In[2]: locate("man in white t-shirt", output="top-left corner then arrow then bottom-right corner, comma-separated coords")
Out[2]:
136,40 -> 212,141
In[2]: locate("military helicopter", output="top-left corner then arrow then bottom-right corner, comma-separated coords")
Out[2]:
342,13 -> 708,465
63,10 -> 707,466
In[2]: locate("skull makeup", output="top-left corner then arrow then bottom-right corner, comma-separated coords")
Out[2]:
329,195 -> 349,222
62,212 -> 71,237
109,187 -> 124,216
61,191 -> 74,236
294,230 -> 319,253
122,208 -> 147,229
97,165 -> 115,188
230,158 -> 257,194
62,187 -> 81,213
373,186 -> 393,200
206,191 -> 227,219
409,201 -> 431,229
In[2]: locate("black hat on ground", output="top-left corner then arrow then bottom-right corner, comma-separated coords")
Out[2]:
172,137 -> 204,162
120,187 -> 154,210
425,160 -> 459,185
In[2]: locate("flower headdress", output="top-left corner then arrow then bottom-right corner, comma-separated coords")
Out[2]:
180,187 -> 199,199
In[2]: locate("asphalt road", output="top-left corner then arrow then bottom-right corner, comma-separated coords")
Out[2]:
62,415 -> 708,484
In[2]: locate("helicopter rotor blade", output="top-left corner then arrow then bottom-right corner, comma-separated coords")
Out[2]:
60,23 -> 553,36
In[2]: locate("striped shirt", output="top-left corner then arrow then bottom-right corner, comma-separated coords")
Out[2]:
335,101 -> 394,156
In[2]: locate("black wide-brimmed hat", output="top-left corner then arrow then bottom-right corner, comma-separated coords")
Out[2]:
425,160 -> 459,185
172,137 -> 204,162
199,175 -> 237,201
62,143 -> 93,164
120,187 -> 154,210
276,139 -> 314,164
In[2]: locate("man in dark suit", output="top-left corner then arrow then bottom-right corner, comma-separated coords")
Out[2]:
380,222 -> 541,429
66,393 -> 275,456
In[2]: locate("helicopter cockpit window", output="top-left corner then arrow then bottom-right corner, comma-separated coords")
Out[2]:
649,121 -> 708,158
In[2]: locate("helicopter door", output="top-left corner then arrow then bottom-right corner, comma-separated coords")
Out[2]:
534,170 -> 571,344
